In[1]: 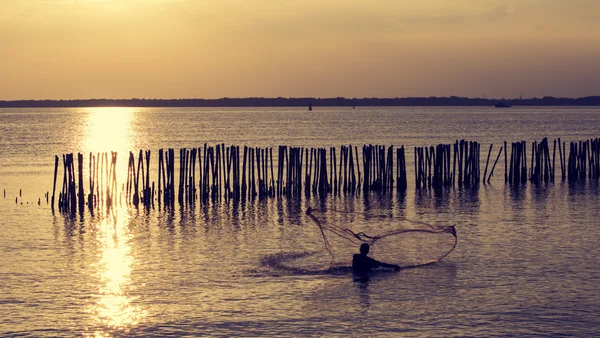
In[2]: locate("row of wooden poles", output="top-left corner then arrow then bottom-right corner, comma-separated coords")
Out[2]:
141,144 -> 408,207
53,152 -> 117,214
415,140 -> 482,189
51,138 -> 600,214
51,143 -> 410,213
503,138 -> 600,184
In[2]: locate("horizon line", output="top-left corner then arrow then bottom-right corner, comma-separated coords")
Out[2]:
2,95 -> 600,102
1,96 -> 600,108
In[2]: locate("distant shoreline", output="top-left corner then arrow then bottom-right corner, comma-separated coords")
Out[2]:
1,96 -> 600,108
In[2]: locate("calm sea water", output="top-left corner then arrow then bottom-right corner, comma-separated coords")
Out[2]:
1,106 -> 599,337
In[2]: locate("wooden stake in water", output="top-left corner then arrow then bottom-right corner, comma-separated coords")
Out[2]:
483,144 -> 493,184
51,155 -> 58,211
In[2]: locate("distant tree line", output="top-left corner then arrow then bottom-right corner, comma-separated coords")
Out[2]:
1,96 -> 599,108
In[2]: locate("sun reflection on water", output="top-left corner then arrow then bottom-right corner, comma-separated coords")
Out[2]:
87,209 -> 146,337
84,107 -> 135,188
84,107 -> 134,154
82,107 -> 146,336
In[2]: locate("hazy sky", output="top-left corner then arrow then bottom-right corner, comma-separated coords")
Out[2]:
1,0 -> 599,99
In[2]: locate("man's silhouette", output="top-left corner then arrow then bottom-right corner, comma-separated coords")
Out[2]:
352,243 -> 400,275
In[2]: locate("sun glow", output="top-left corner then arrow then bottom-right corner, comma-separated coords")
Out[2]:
84,107 -> 134,154
82,108 -> 145,335
83,107 -> 135,192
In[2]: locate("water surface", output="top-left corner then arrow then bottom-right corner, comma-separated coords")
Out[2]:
1,106 -> 599,337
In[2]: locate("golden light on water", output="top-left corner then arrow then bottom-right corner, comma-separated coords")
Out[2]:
88,212 -> 146,336
84,107 -> 134,154
83,107 -> 146,335
83,107 -> 135,203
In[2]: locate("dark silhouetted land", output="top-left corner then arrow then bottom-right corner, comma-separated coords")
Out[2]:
1,96 -> 599,108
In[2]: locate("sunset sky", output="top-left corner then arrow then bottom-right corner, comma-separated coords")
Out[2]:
1,0 -> 599,100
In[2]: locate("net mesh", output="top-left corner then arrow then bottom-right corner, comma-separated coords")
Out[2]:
306,207 -> 457,269
261,208 -> 457,274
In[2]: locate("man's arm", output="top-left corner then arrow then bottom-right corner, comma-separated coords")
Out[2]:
371,258 -> 401,271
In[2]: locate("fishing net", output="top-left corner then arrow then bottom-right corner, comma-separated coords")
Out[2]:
304,207 -> 457,270
261,208 -> 457,274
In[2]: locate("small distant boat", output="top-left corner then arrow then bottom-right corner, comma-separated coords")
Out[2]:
308,101 -> 313,111
495,102 -> 511,108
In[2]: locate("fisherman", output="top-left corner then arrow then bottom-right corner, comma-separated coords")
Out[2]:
352,243 -> 401,275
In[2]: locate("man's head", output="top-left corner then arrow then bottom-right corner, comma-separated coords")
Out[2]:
360,243 -> 370,255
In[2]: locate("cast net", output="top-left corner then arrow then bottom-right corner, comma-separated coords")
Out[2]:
262,208 -> 457,273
